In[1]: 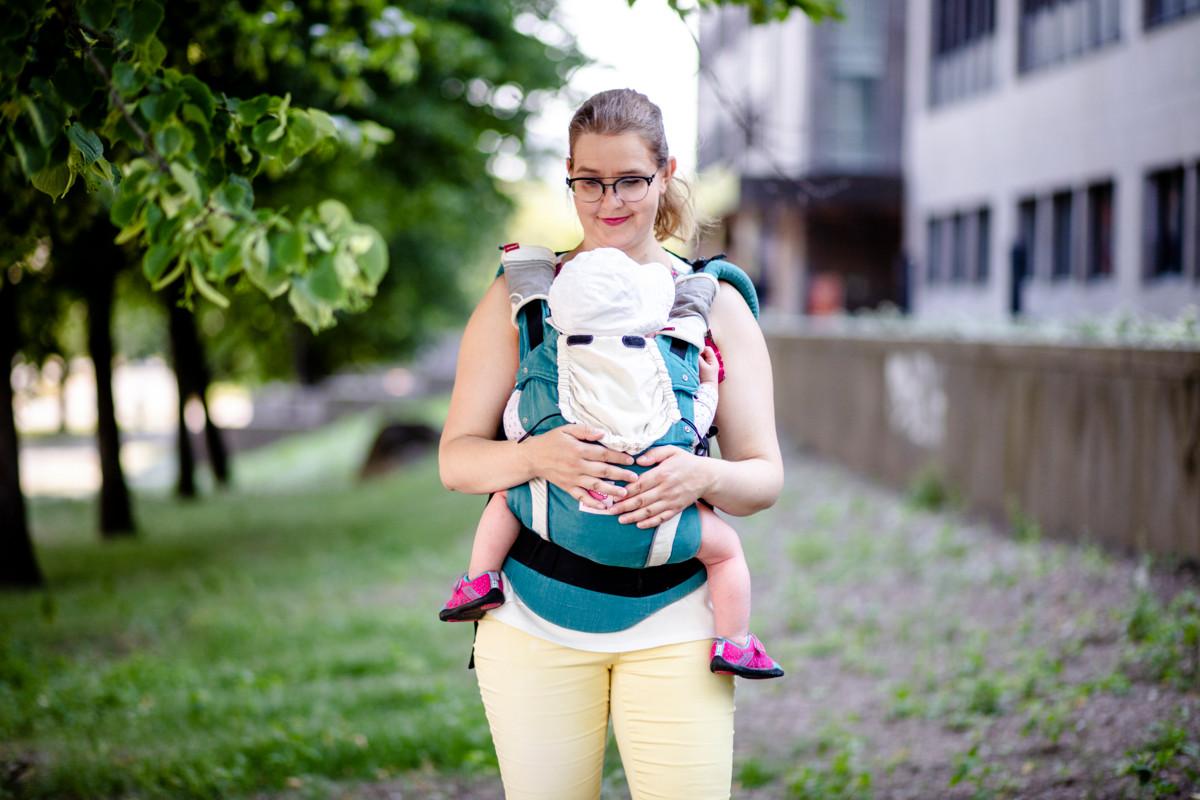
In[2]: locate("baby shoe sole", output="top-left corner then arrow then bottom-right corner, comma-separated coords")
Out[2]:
438,588 -> 505,622
709,655 -> 785,680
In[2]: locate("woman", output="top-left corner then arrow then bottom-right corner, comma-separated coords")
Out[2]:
438,88 -> 783,800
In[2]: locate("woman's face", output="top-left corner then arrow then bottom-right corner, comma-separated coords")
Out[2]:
567,132 -> 676,254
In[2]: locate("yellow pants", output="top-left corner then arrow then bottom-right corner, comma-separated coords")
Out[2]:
473,616 -> 735,800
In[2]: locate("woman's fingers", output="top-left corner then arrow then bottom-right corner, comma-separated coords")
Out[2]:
634,446 -> 676,467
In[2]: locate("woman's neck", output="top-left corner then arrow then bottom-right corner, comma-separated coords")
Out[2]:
572,236 -> 673,268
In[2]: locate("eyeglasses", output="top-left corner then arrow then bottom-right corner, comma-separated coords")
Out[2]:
565,174 -> 656,203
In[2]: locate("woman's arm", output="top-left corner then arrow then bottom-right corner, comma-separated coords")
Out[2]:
438,276 -> 639,501
700,281 -> 784,515
609,281 -> 783,524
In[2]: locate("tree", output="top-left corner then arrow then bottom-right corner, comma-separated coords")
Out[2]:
1,0 -> 399,586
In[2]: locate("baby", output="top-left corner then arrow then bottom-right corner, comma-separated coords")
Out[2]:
439,246 -> 782,679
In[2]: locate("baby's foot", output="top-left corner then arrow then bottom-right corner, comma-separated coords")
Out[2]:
438,571 -> 505,622
709,632 -> 784,679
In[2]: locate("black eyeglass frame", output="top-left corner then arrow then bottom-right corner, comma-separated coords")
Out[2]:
565,174 -> 657,202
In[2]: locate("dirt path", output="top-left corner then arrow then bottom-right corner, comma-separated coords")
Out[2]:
268,448 -> 1200,799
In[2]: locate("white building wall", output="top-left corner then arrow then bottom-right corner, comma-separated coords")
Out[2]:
905,0 -> 1200,321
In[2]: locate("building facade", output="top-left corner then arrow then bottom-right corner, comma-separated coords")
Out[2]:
696,0 -> 908,315
907,0 -> 1200,321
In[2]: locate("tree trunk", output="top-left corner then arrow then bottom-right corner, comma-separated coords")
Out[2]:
165,299 -> 233,493
86,248 -> 135,537
0,281 -> 44,589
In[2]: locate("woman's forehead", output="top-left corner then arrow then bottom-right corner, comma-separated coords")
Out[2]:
570,133 -> 656,174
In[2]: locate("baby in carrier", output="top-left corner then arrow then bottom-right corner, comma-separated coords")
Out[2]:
439,245 -> 782,679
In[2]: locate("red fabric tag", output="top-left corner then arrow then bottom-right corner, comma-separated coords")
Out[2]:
705,332 -> 726,383
501,242 -> 520,252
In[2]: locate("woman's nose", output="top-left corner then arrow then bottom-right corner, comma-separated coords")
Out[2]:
599,187 -> 626,211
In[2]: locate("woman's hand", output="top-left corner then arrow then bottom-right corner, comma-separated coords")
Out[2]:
522,423 -> 639,510
608,446 -> 715,528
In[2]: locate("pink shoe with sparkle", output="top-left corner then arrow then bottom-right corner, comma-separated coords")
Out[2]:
709,633 -> 784,679
438,571 -> 505,622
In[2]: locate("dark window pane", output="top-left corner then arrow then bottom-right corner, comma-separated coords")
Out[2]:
1019,197 -> 1039,278
976,207 -> 991,283
1087,181 -> 1115,278
951,213 -> 968,281
1147,167 -> 1184,277
927,218 -> 943,283
1052,191 -> 1074,279
1146,0 -> 1200,28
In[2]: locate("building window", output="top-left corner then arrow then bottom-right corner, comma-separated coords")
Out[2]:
1019,0 -> 1121,73
1052,191 -> 1074,279
930,0 -> 997,107
1145,0 -> 1200,29
976,207 -> 991,283
1146,166 -> 1185,278
927,217 -> 944,283
1086,181 -> 1115,279
1018,197 -> 1038,279
951,212 -> 968,281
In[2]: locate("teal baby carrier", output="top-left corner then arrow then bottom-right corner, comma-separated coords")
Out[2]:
498,252 -> 759,633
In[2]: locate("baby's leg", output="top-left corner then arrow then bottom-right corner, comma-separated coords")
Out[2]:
695,505 -> 752,643
467,491 -> 522,578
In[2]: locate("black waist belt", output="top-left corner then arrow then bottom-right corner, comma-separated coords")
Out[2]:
508,525 -> 704,598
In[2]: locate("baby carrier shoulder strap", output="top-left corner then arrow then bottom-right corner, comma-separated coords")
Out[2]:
496,260 -> 555,361
666,252 -> 760,361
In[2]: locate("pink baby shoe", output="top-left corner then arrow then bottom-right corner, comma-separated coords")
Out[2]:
439,571 -> 505,622
709,632 -> 784,679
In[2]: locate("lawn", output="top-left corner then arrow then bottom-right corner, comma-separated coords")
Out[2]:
4,400 -> 1200,799
1,403 -> 495,799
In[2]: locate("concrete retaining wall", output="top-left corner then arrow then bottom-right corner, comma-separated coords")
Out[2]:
767,331 -> 1200,559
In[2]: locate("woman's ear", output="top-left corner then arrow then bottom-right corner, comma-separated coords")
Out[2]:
565,156 -> 573,175
663,156 -> 677,182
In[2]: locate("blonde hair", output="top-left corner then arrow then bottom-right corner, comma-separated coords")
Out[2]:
568,89 -> 698,244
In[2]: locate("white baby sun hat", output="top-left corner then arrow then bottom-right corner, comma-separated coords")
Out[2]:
547,248 -> 675,336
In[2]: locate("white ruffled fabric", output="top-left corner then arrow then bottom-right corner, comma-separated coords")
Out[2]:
546,248 -> 675,336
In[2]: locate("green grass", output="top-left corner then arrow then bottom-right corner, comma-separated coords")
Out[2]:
0,406 -> 492,799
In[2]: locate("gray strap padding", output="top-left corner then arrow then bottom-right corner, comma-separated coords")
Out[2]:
502,246 -> 556,327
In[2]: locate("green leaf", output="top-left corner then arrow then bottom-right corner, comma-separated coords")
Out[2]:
210,236 -> 241,279
191,257 -> 229,308
21,97 -> 64,148
307,108 -> 338,140
113,215 -> 145,245
79,0 -> 115,30
287,281 -> 335,331
251,119 -> 286,154
143,240 -> 175,282
9,122 -> 49,177
268,228 -> 307,275
214,174 -> 254,215
301,252 -> 345,304
110,182 -> 143,227
284,110 -> 318,154
153,122 -> 191,158
317,200 -> 352,232
169,162 -> 203,204
140,88 -> 184,125
111,61 -> 146,97
152,256 -> 186,290
66,124 -> 103,165
129,0 -> 164,45
51,61 -> 99,107
349,224 -> 388,285
242,230 -> 288,297
31,160 -> 72,199
177,75 -> 216,120
237,94 -> 271,125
